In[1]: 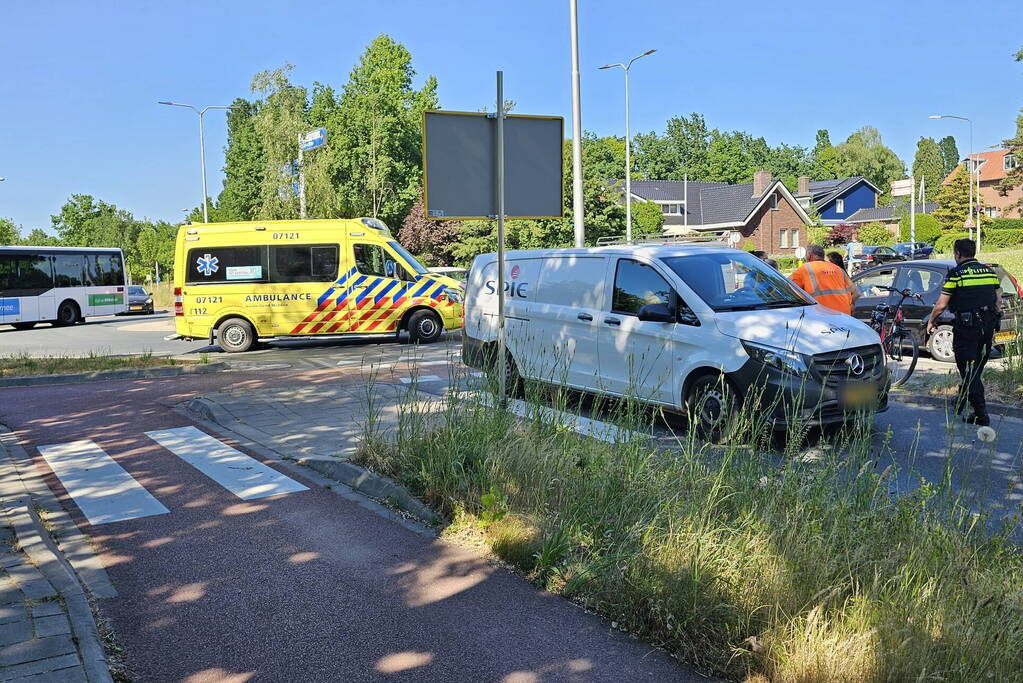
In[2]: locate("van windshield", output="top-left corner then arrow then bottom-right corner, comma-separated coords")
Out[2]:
661,252 -> 813,312
387,241 -> 428,275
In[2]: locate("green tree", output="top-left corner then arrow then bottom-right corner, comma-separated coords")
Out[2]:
835,126 -> 906,202
934,164 -> 990,229
0,218 -> 20,245
631,200 -> 664,234
329,34 -> 439,227
135,221 -> 178,282
939,135 -> 960,177
809,129 -> 840,180
216,98 -> 265,221
397,193 -> 461,267
51,194 -> 103,244
996,111 -> 1022,215
856,222 -> 894,246
767,143 -> 811,191
911,137 -> 945,203
634,113 -> 711,180
705,131 -> 770,184
898,213 -> 942,244
582,134 -> 626,181
23,228 -> 58,246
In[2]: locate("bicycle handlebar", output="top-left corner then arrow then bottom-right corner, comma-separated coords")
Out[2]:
876,285 -> 925,302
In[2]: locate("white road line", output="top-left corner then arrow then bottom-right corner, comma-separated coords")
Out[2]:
398,375 -> 443,384
473,393 -> 639,444
145,427 -> 308,500
404,360 -> 452,367
36,441 -> 169,526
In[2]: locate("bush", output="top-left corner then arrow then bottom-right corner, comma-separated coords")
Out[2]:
991,218 -> 1023,230
856,222 -> 895,246
631,200 -> 664,234
807,225 -> 830,247
898,214 -> 942,244
824,222 -> 856,246
934,229 -> 1023,254
774,255 -> 800,271
935,232 -> 970,254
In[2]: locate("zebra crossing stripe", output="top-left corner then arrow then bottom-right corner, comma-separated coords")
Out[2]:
145,427 -> 308,500
36,440 -> 169,526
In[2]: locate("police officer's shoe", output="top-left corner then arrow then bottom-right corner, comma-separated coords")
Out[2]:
963,413 -> 991,426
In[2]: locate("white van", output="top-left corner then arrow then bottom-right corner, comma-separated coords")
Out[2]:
462,244 -> 888,438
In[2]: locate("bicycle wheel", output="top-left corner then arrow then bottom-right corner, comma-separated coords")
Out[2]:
884,330 -> 918,387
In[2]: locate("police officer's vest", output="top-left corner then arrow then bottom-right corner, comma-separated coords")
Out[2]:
941,258 -> 999,327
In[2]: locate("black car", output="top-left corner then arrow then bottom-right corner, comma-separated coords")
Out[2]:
124,285 -> 154,315
850,245 -> 905,273
851,259 -> 1022,362
894,241 -> 935,260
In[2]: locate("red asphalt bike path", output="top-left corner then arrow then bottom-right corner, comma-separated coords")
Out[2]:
0,372 -> 695,682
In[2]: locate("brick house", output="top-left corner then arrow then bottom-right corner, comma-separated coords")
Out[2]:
621,171 -> 815,255
945,149 -> 1022,219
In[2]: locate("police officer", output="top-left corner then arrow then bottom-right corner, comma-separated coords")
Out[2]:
926,238 -> 1002,426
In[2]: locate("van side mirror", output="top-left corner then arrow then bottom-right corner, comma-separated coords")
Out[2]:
638,302 -> 674,323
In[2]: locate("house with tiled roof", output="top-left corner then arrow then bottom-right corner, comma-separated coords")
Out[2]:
620,172 -> 816,254
797,176 -> 881,224
944,149 -> 1021,219
845,197 -> 938,235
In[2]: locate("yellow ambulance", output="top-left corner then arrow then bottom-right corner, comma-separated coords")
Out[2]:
173,218 -> 463,352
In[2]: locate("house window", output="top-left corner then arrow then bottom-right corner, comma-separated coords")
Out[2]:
661,204 -> 678,215
780,229 -> 789,248
1007,154 -> 1018,172
791,229 -> 799,248
770,194 -> 778,210
836,199 -> 845,214
986,207 -> 999,218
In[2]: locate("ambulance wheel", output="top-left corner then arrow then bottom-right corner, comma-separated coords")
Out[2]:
407,310 -> 443,344
53,300 -> 80,327
218,318 -> 256,353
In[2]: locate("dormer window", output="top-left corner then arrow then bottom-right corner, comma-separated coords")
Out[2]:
836,199 -> 845,214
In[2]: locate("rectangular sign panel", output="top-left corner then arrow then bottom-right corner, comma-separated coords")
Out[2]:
0,298 -> 19,315
300,127 -> 327,152
890,178 -> 914,196
423,111 -> 563,220
88,293 -> 123,306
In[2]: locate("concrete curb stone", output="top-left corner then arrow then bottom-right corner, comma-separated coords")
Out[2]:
0,362 -> 227,388
1,499 -> 112,683
185,396 -> 441,525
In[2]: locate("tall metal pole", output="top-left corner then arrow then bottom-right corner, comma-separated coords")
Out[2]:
929,114 -> 976,247
910,175 -> 916,244
496,71 -> 507,404
569,0 -> 584,248
624,68 -> 632,241
298,135 -> 307,220
197,109 -> 209,223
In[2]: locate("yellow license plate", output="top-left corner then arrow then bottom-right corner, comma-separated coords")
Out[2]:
995,330 -> 1016,343
842,381 -> 878,408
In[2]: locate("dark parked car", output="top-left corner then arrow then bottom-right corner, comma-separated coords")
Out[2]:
851,259 -> 1022,362
894,241 -> 934,260
850,245 -> 905,273
124,285 -> 154,315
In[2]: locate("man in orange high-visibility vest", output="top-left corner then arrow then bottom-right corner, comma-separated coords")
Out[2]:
790,244 -> 860,315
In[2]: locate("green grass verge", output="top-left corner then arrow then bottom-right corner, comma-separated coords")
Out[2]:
0,352 -> 178,378
356,387 -> 1023,681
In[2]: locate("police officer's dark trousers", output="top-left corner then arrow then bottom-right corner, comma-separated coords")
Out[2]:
953,323 -> 993,418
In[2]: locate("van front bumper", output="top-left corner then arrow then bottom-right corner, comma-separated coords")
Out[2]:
725,357 -> 889,427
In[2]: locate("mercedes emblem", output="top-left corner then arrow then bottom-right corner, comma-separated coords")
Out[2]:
848,353 -> 865,376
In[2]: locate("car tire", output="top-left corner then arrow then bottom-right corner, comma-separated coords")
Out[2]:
53,300 -> 79,327
217,317 -> 256,353
685,374 -> 739,444
406,309 -> 443,344
926,325 -> 955,363
10,322 -> 36,331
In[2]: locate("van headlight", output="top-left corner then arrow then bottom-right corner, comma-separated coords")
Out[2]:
741,340 -> 810,376
445,289 -> 463,304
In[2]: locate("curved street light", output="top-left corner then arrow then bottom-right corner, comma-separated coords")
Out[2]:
159,101 -> 235,223
600,49 -> 657,242
930,113 -> 980,251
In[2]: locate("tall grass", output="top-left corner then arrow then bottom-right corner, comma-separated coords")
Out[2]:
356,371 -> 1023,681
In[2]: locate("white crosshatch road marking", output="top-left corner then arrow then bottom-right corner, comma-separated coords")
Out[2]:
399,375 -> 442,384
36,440 -> 169,526
145,427 -> 308,500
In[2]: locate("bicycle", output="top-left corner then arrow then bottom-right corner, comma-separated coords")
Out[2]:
868,285 -> 923,387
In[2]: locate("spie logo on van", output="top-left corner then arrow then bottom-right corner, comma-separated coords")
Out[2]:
484,263 -> 530,298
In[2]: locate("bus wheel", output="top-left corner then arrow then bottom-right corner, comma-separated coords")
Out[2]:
407,310 -> 443,344
53,301 -> 80,327
11,322 -> 36,331
218,318 -> 255,353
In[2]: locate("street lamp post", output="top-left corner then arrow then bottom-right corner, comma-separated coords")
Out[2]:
600,49 -> 656,242
159,101 -> 234,223
930,114 -> 979,251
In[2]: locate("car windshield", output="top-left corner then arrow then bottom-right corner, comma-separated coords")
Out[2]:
129,286 -> 146,295
863,246 -> 881,254
661,251 -> 813,312
387,241 -> 428,275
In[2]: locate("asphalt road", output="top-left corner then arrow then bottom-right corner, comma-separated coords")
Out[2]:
0,370 -> 694,682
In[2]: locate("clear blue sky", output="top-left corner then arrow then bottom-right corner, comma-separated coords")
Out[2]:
2,0 -> 1020,233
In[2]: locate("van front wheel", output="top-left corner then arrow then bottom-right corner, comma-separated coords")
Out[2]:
685,374 -> 738,444
407,310 -> 443,344
218,318 -> 256,353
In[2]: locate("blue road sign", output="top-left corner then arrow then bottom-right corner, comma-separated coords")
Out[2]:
300,127 -> 327,152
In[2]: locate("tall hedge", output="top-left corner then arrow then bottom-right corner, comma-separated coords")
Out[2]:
857,222 -> 895,246
934,229 -> 1023,254
990,218 -> 1023,230
898,214 -> 942,244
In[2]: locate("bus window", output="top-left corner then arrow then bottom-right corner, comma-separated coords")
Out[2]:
0,255 -> 15,290
270,245 -> 338,283
18,256 -> 53,290
54,254 -> 85,287
86,253 -> 124,286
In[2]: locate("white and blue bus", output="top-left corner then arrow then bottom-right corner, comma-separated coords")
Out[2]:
0,247 -> 127,329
